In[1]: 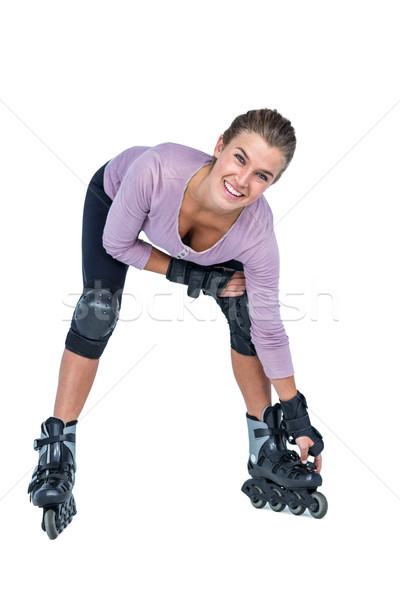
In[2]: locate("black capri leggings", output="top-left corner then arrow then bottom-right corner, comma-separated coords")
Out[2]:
65,162 -> 256,359
80,162 -> 128,292
65,162 -> 129,358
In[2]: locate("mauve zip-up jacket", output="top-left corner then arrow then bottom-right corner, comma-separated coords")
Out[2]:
102,142 -> 294,379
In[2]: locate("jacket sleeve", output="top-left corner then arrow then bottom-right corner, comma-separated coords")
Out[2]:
102,152 -> 154,269
243,227 -> 294,380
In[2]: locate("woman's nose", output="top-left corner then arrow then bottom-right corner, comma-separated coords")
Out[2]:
235,168 -> 250,189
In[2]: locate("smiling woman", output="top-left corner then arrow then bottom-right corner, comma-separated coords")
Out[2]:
219,108 -> 297,178
28,108 -> 327,539
205,130 -> 286,214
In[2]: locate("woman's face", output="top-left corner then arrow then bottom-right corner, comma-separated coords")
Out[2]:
210,130 -> 285,213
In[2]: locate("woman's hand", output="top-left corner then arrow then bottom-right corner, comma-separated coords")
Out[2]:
167,260 -> 246,299
218,270 -> 246,297
296,435 -> 322,473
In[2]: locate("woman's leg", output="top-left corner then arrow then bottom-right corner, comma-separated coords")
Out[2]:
53,351 -> 99,422
29,164 -> 129,538
213,260 -> 271,419
53,162 -> 129,422
230,349 -> 271,420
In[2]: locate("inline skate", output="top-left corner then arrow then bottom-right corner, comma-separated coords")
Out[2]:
241,398 -> 327,519
28,417 -> 77,539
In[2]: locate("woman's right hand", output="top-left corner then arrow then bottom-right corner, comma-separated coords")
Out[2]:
167,259 -> 246,299
217,270 -> 246,297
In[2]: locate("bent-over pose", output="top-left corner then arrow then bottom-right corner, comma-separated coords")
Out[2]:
28,108 -> 327,539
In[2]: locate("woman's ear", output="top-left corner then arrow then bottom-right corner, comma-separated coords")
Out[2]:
213,134 -> 224,158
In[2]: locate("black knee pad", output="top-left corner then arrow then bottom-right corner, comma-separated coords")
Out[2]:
65,284 -> 121,359
214,291 -> 257,356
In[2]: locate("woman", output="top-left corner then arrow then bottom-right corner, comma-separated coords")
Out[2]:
28,109 -> 326,538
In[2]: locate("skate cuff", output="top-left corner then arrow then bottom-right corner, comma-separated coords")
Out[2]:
33,433 -> 76,450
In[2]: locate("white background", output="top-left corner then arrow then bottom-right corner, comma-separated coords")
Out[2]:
1,0 -> 399,597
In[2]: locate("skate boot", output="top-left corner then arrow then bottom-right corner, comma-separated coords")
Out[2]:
241,404 -> 328,518
28,417 -> 77,539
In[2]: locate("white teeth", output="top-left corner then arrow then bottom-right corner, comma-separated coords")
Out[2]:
224,181 -> 243,197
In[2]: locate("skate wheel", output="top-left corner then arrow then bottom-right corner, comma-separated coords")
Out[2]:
250,486 -> 267,509
289,492 -> 306,516
43,510 -> 59,540
308,492 -> 328,519
269,487 -> 285,512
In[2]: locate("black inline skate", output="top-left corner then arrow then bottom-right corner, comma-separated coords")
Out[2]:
28,417 -> 77,539
241,394 -> 327,519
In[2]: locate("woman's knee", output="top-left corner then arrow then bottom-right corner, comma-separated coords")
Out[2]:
215,292 -> 257,356
65,280 -> 122,359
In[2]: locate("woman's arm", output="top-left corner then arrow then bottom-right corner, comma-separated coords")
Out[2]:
143,246 -> 172,275
102,154 -> 155,270
270,375 -> 297,400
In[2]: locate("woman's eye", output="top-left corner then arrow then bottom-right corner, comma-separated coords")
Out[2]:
258,173 -> 267,181
235,154 -> 245,164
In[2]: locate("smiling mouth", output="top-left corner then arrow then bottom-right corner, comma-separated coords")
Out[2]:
224,180 -> 244,198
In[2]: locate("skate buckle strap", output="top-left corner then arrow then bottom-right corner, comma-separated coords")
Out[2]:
33,433 -> 76,451
254,427 -> 282,439
27,463 -> 72,493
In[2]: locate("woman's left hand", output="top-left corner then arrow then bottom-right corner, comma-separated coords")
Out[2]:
218,270 -> 246,297
296,435 -> 322,473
